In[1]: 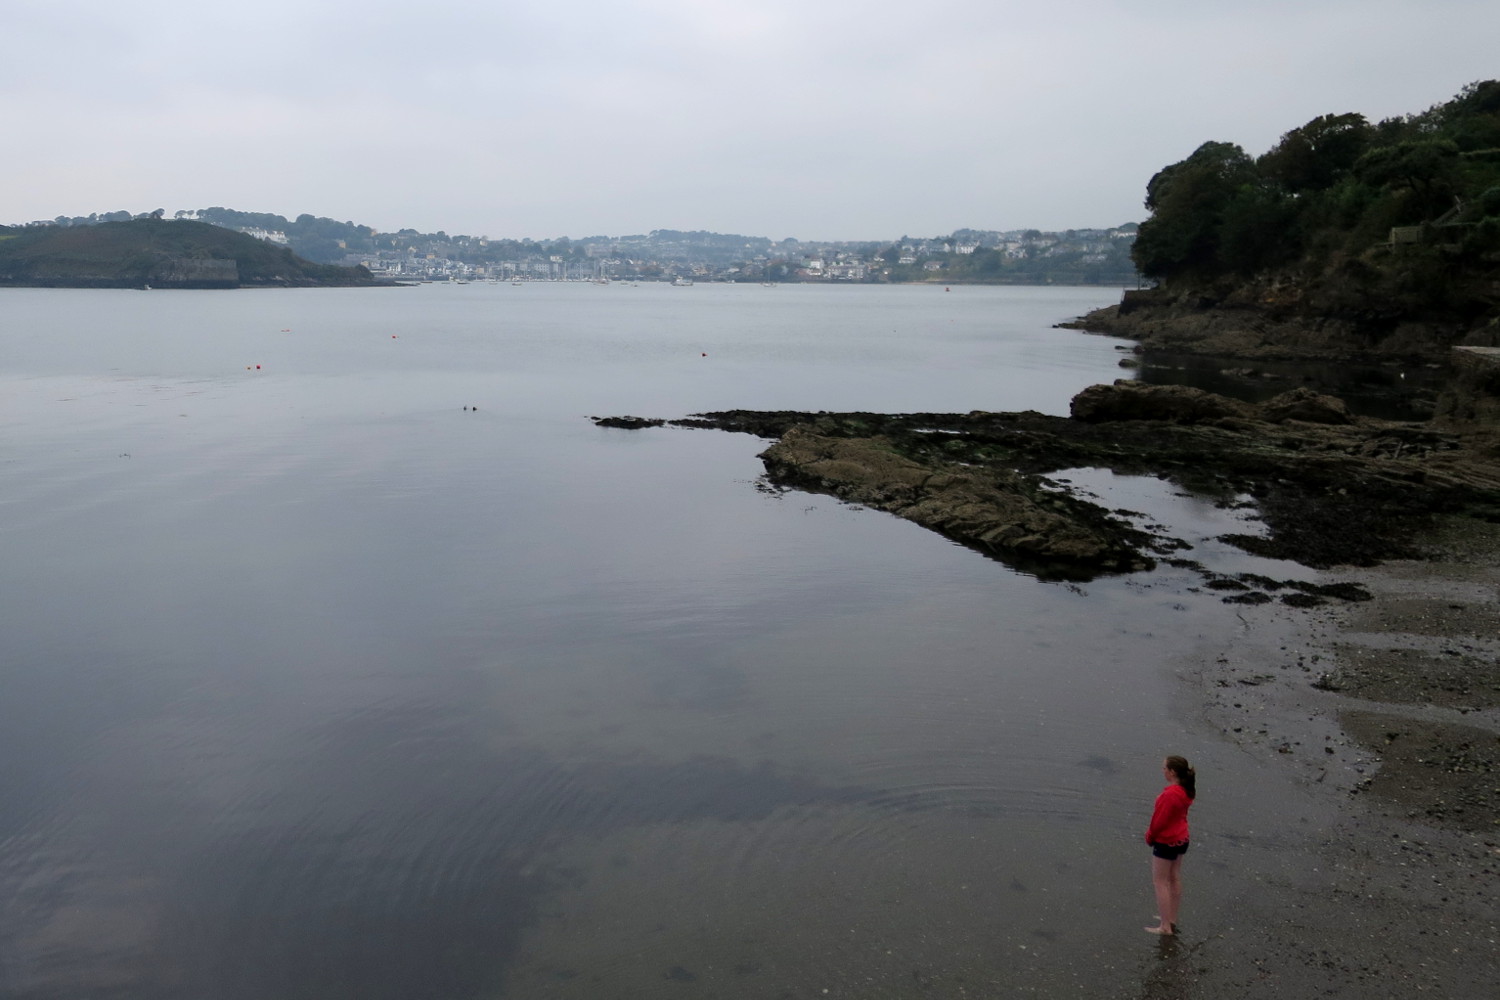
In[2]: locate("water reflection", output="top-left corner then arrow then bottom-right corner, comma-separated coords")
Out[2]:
0,286 -> 1344,999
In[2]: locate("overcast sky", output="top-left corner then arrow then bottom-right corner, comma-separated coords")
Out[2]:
2,0 -> 1495,241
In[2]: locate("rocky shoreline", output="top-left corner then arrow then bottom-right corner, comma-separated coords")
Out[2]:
1170,517 -> 1499,997
593,379 -> 1500,792
594,369 -> 1499,994
1062,287 -> 1500,362
598,380 -> 1499,585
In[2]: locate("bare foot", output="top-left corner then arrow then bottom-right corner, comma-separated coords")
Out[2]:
1144,923 -> 1175,935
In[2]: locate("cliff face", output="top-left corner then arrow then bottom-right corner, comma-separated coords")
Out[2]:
0,219 -> 375,288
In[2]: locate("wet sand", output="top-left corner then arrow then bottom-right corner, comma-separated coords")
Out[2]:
1156,515 -> 1499,998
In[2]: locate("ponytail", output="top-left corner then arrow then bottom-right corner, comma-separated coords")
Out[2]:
1165,755 -> 1196,800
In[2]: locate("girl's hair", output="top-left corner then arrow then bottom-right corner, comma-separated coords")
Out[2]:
1165,755 -> 1196,800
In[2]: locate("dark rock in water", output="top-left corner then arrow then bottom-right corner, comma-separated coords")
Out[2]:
1259,387 -> 1353,425
758,426 -> 1156,577
621,378 -> 1500,582
592,415 -> 665,429
1070,381 -> 1254,424
1281,592 -> 1326,608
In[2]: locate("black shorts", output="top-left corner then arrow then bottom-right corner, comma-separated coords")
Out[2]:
1151,840 -> 1189,860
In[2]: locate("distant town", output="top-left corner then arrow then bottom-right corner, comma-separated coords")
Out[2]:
17,208 -> 1141,285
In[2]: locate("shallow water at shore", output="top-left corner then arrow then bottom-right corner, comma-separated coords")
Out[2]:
0,284 -> 1362,998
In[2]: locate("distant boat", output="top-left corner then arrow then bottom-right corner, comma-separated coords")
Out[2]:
671,276 -> 693,287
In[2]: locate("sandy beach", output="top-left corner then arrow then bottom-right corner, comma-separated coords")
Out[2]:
1147,514 -> 1499,998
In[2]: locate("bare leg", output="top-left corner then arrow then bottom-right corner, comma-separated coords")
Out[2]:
1146,856 -> 1181,934
1168,856 -> 1183,929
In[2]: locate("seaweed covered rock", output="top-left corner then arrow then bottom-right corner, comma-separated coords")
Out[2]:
759,427 -> 1154,576
1258,387 -> 1354,425
1070,380 -> 1254,424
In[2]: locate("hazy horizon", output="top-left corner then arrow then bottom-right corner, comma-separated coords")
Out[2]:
17,208 -> 1140,246
4,1 -> 1497,241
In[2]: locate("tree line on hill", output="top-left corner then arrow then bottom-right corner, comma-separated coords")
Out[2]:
1131,79 -> 1500,324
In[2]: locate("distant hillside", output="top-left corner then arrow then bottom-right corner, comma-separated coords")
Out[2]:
0,218 -> 376,288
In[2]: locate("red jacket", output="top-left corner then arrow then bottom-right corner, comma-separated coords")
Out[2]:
1145,783 -> 1192,845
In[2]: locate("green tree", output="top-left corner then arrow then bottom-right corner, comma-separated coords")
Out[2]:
1259,113 -> 1371,193
1353,139 -> 1463,218
1131,141 -> 1255,281
1216,184 -> 1294,275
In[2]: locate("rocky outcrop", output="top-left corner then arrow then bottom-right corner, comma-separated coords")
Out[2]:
758,427 -> 1154,575
1258,387 -> 1354,425
1063,285 -> 1485,362
1435,347 -> 1500,429
615,386 -> 1500,580
591,415 -> 666,429
1071,382 -> 1254,424
1069,382 -> 1354,427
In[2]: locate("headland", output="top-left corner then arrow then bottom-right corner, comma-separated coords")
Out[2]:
0,217 -> 378,288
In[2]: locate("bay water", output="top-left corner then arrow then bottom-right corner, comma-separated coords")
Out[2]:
1,284 -> 1339,999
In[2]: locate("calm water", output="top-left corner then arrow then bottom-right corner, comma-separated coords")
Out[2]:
1,284 -> 1340,999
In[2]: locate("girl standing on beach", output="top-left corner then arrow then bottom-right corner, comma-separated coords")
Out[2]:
1145,755 -> 1195,935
